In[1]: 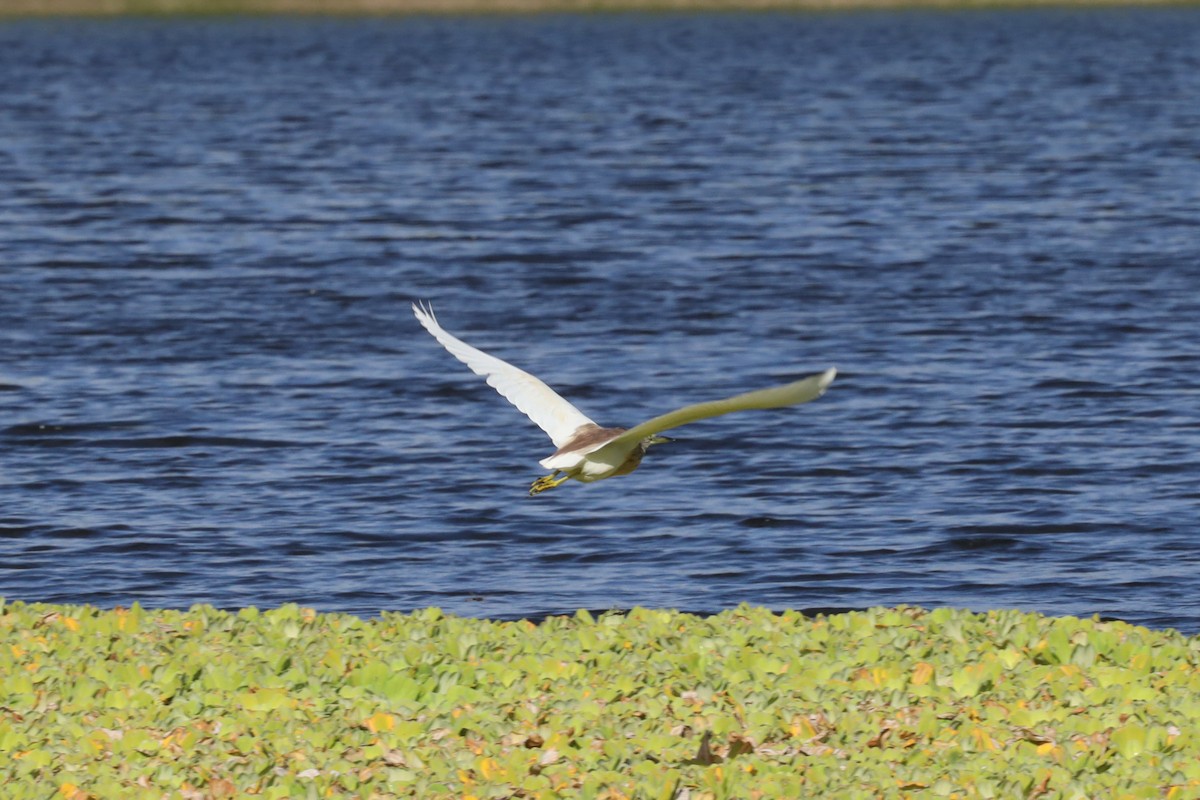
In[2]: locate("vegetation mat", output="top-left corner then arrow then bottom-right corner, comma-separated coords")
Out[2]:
3,600 -> 1199,798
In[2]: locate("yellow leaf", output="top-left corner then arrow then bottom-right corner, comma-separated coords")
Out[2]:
61,616 -> 80,632
912,662 -> 934,686
859,667 -> 892,686
365,712 -> 395,733
478,757 -> 501,780
1036,742 -> 1062,759
969,727 -> 999,751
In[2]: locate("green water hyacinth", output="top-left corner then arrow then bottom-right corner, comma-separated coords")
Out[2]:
2,600 -> 1200,798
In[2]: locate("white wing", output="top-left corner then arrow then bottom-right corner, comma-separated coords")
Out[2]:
593,368 -> 837,457
413,302 -> 596,448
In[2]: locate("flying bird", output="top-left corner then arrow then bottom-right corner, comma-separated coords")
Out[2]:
413,301 -> 835,495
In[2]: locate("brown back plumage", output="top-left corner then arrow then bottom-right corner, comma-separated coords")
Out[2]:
550,423 -> 627,457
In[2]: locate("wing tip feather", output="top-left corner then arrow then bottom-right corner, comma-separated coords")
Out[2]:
412,299 -> 435,324
819,366 -> 837,392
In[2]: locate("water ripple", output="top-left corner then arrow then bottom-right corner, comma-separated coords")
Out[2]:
2,10 -> 1199,631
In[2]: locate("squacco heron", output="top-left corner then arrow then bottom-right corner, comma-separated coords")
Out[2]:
413,302 -> 836,496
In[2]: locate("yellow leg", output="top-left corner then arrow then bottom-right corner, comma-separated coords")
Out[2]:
529,471 -> 571,496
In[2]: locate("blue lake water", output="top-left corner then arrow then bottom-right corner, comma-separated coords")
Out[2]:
2,9 -> 1199,632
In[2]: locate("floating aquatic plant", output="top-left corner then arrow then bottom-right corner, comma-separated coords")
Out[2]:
2,600 -> 1199,798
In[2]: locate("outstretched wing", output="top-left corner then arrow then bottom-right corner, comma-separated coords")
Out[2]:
413,302 -> 596,448
597,368 -> 836,453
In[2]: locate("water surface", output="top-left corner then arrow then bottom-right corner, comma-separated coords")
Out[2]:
2,9 -> 1199,631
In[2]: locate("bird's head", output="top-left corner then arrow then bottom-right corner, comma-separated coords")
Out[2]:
644,434 -> 673,449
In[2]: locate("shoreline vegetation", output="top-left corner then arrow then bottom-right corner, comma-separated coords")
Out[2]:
2,0 -> 1196,15
4,601 -> 1200,797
